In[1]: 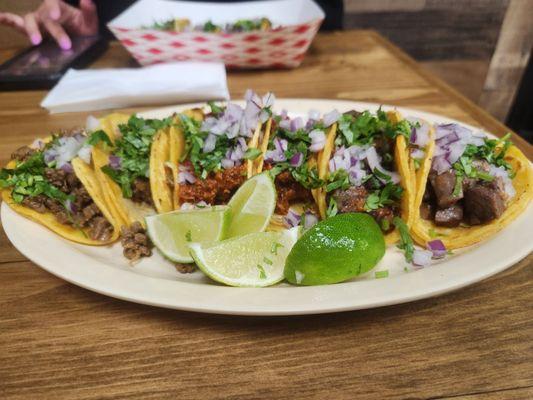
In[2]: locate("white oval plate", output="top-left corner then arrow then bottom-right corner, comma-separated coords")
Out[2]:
2,99 -> 532,315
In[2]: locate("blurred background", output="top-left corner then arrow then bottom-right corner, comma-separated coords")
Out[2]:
1,0 -> 531,140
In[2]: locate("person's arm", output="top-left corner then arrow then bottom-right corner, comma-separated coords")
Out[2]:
0,0 -> 98,49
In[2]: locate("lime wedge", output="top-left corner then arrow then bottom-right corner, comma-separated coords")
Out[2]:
146,206 -> 230,263
227,172 -> 276,237
189,227 -> 300,287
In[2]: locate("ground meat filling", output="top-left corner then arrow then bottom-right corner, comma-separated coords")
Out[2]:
131,177 -> 153,206
12,153 -> 114,241
178,163 -> 247,205
120,221 -> 152,261
11,146 -> 36,162
421,161 -> 507,227
274,171 -> 314,215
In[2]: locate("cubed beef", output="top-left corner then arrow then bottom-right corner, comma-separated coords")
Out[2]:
430,170 -> 462,208
435,204 -> 463,227
420,202 -> 434,220
131,178 -> 153,206
11,146 -> 36,162
464,184 -> 505,225
370,206 -> 396,233
333,186 -> 368,213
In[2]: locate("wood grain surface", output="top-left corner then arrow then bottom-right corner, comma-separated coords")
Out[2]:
0,31 -> 531,400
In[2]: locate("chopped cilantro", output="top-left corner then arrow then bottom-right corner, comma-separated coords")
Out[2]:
375,270 -> 389,279
326,197 -> 338,218
270,242 -> 284,255
243,148 -> 262,160
256,264 -> 267,279
185,230 -> 192,242
364,182 -> 403,211
101,115 -> 171,199
87,130 -> 112,147
393,217 -> 414,263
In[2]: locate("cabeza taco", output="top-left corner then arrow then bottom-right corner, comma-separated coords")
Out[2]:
1,130 -> 120,245
315,108 -> 416,244
412,124 -> 532,249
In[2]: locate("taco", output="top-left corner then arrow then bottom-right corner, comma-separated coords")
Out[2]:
411,124 -> 532,249
1,131 -> 120,245
316,109 -> 416,244
257,109 -> 334,230
170,91 -> 274,210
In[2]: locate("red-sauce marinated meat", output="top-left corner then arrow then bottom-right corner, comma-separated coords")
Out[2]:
178,164 -> 247,205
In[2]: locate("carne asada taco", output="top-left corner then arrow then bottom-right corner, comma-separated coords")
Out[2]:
316,109 -> 416,244
412,124 -> 532,249
170,91 -> 274,210
258,109 -> 335,230
1,132 -> 120,245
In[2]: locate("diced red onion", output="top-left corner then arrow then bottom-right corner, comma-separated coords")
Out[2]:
279,119 -> 291,130
290,117 -> 304,132
64,198 -> 77,214
203,134 -> 217,153
280,109 -> 288,119
323,109 -> 340,127
77,145 -> 92,164
446,141 -> 467,165
201,117 -> 218,132
178,166 -> 196,184
289,152 -> 304,167
180,202 -> 195,210
309,129 -> 326,152
31,139 -> 45,149
60,162 -> 74,173
308,109 -> 321,121
274,137 -> 288,152
427,239 -> 446,259
284,209 -> 301,228
85,115 -> 100,132
365,146 -> 400,183
303,211 -> 318,229
412,248 -> 432,266
109,155 -> 122,170
221,158 -> 235,169
262,92 -> 275,108
489,165 -> 516,199
410,148 -> 425,159
436,132 -> 460,146
432,155 -> 452,174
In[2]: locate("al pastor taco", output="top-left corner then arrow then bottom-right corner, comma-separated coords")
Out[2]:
170,91 -> 274,210
316,108 -> 416,244
1,131 -> 120,245
412,124 -> 532,249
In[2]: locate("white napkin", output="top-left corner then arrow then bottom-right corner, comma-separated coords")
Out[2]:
41,62 -> 229,113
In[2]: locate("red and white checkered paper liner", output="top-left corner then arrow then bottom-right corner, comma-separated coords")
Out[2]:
110,19 -> 322,69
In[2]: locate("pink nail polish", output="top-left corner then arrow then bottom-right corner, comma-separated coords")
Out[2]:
50,10 -> 60,20
60,38 -> 71,50
30,34 -> 41,45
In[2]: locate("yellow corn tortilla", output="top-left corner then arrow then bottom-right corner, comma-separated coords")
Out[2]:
318,111 -> 414,245
92,114 -> 155,227
2,152 -> 120,246
411,142 -> 533,250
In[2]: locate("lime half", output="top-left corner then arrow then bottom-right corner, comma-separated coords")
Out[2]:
227,172 -> 276,237
189,227 -> 299,287
146,206 -> 230,263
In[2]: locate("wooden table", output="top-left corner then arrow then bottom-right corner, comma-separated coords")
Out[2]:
0,31 -> 531,400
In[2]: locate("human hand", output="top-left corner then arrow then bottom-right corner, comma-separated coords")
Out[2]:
0,0 -> 98,50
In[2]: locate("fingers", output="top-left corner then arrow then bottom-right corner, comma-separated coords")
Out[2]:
24,13 -> 42,45
43,18 -> 71,50
0,12 -> 26,34
79,0 -> 98,32
44,0 -> 61,20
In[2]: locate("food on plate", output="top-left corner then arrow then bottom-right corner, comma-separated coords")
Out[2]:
149,17 -> 272,33
412,124 -> 532,249
284,213 -> 386,285
315,108 -> 416,245
146,206 -> 230,263
171,91 -> 273,210
257,108 -> 333,230
189,227 -> 299,287
1,131 -> 120,244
